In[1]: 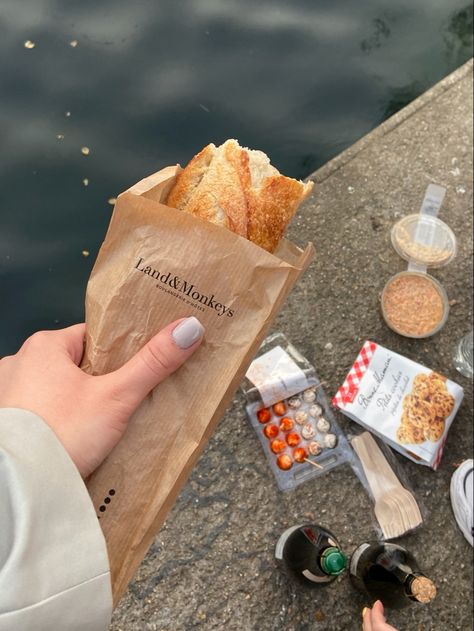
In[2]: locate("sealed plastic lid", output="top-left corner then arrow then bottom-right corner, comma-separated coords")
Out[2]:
320,547 -> 347,575
391,214 -> 457,268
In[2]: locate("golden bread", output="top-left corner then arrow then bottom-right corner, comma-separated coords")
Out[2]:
165,139 -> 313,252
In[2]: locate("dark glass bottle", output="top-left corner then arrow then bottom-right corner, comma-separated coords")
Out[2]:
275,524 -> 347,586
350,542 -> 437,609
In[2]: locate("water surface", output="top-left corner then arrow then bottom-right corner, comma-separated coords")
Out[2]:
0,0 -> 472,353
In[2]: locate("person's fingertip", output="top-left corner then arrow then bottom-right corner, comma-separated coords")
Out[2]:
171,316 -> 205,349
371,600 -> 387,625
362,607 -> 368,619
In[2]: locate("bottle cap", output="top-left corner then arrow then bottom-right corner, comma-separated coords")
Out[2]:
320,547 -> 347,575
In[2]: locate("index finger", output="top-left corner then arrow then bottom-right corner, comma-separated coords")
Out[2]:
362,607 -> 373,631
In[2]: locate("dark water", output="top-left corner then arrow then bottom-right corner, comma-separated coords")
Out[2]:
0,0 -> 472,354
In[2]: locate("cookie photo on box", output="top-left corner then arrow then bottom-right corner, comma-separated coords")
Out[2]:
397,372 -> 455,447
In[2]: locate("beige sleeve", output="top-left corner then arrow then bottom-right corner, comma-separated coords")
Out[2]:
0,408 -> 112,631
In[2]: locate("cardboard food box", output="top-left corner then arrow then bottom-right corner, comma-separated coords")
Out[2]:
333,341 -> 464,470
82,166 -> 314,603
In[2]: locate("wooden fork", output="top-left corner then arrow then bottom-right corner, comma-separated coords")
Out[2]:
351,432 -> 423,539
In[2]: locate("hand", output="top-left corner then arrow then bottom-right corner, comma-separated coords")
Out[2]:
0,317 -> 204,478
362,601 -> 399,631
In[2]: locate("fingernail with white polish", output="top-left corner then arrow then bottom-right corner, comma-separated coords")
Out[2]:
172,317 -> 205,349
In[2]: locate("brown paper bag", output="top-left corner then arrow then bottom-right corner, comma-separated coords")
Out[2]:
83,165 -> 314,603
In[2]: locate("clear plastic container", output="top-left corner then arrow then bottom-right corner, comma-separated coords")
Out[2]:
381,184 -> 455,339
381,271 -> 450,339
391,214 -> 457,268
452,330 -> 473,378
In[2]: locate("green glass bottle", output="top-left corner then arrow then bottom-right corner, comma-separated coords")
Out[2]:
275,524 -> 347,586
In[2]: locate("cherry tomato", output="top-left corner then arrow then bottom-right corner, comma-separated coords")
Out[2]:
293,447 -> 308,463
276,454 -> 293,470
279,417 -> 294,432
263,424 -> 279,439
272,401 -> 287,416
270,438 -> 286,454
257,408 -> 271,424
286,432 -> 301,447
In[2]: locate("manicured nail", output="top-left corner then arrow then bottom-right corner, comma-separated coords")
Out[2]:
172,317 -> 204,349
361,607 -> 368,619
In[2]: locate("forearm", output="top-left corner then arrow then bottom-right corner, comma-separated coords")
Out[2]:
0,408 -> 112,631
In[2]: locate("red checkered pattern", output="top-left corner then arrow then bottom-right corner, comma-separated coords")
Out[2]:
433,435 -> 447,470
332,341 -> 378,408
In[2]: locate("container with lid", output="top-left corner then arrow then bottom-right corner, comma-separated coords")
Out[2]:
381,184 -> 456,339
390,213 -> 457,268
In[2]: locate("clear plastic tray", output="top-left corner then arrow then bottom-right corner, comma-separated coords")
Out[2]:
243,333 -> 352,491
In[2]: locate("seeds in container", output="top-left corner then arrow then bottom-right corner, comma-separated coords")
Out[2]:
303,389 -> 316,403
257,408 -> 271,424
302,423 -> 316,440
288,396 -> 302,409
324,434 -> 337,449
308,440 -> 322,456
272,401 -> 287,416
277,454 -> 293,470
270,438 -> 286,454
286,432 -> 301,447
381,272 -> 447,338
279,417 -> 294,432
309,404 -> 323,418
293,447 -> 308,463
263,424 -> 279,439
316,417 -> 331,433
294,410 -> 308,425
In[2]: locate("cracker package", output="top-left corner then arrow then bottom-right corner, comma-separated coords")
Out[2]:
333,341 -> 464,470
82,164 -> 314,603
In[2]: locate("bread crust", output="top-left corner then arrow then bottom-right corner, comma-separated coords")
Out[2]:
165,139 -> 313,252
166,143 -> 216,211
183,140 -> 248,236
246,175 -> 313,253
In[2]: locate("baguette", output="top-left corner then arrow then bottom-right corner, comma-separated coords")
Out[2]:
166,139 -> 313,252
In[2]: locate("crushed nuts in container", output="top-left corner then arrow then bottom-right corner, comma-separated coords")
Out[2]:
381,272 -> 449,338
381,185 -> 456,339
391,214 -> 456,268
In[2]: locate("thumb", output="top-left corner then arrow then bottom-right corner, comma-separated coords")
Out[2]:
372,601 -> 385,619
103,317 -> 204,408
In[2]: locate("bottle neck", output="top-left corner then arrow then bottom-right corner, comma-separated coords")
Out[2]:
375,548 -> 436,605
